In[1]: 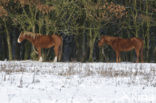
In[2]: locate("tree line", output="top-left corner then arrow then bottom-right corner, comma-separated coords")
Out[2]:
0,0 -> 156,62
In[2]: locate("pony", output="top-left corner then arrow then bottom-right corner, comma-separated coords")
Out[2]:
98,35 -> 144,62
17,31 -> 62,62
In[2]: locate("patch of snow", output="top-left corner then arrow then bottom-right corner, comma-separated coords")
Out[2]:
0,61 -> 156,103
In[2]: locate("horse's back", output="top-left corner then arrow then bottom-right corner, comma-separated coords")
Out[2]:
131,37 -> 144,47
35,35 -> 53,43
113,38 -> 134,51
34,35 -> 55,48
131,37 -> 143,42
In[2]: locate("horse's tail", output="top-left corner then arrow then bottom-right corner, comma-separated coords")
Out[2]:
141,40 -> 144,62
58,36 -> 63,61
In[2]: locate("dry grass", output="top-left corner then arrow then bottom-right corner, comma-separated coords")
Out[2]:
0,62 -> 156,87
0,63 -> 156,77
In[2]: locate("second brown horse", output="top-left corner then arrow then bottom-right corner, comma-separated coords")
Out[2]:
98,35 -> 144,62
18,31 -> 62,62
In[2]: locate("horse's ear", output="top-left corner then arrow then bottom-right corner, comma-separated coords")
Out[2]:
20,31 -> 25,36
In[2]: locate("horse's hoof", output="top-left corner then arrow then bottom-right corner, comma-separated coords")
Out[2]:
53,56 -> 57,62
39,57 -> 43,62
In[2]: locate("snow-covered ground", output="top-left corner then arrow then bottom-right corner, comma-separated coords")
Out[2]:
0,61 -> 156,103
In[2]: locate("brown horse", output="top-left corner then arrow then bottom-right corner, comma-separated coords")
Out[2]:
98,35 -> 144,62
17,31 -> 62,62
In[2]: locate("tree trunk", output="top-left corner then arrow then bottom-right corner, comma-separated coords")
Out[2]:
88,29 -> 97,62
88,29 -> 93,62
145,0 -> 150,62
30,26 -> 38,60
88,41 -> 94,62
133,0 -> 139,37
4,20 -> 12,60
82,29 -> 86,61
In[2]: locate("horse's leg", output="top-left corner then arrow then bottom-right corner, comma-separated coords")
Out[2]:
118,52 -> 121,62
57,45 -> 61,62
53,46 -> 58,62
115,51 -> 119,62
38,48 -> 43,62
135,49 -> 140,63
58,43 -> 62,61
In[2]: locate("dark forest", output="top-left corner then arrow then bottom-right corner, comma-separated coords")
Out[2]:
0,0 -> 156,62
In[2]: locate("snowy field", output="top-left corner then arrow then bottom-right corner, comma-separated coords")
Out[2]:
0,61 -> 156,103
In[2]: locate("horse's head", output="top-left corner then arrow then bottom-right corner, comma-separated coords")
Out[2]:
98,36 -> 105,47
17,32 -> 25,43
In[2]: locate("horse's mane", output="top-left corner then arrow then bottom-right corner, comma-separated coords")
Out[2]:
22,31 -> 42,38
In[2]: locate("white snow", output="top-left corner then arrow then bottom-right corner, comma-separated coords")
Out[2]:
0,61 -> 156,103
